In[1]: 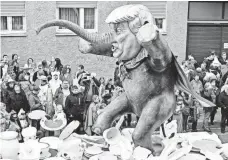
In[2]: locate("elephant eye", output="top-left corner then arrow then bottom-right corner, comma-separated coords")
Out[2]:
116,28 -> 122,35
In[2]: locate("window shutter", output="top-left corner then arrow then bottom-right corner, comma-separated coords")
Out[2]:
57,1 -> 97,8
128,1 -> 167,18
0,1 -> 25,16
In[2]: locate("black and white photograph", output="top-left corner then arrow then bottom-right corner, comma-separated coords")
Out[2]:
0,0 -> 228,159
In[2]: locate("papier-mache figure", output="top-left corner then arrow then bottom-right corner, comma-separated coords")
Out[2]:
36,4 -> 215,155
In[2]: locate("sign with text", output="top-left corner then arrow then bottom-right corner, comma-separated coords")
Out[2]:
224,43 -> 228,49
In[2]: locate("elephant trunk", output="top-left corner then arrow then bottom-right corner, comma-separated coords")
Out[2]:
36,20 -> 114,44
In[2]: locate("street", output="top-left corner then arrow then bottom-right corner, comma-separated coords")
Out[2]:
196,108 -> 228,143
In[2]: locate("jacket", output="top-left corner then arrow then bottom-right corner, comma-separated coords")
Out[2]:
32,70 -> 48,82
54,87 -> 70,108
190,79 -> 203,95
28,93 -> 43,111
65,92 -> 85,117
218,91 -> 228,108
218,57 -> 227,65
8,91 -> 30,114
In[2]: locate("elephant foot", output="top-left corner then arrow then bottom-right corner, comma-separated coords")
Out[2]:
92,93 -> 130,134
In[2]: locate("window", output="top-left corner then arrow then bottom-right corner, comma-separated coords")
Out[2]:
56,1 -> 98,35
128,1 -> 167,34
0,1 -> 26,36
189,2 -> 228,21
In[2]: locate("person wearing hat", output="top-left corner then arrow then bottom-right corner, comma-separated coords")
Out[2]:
28,85 -> 43,111
218,85 -> 228,133
65,85 -> 85,133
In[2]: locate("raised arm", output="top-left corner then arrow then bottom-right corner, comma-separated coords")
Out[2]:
136,24 -> 172,72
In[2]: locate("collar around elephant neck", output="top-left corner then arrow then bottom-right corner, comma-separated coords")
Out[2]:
118,48 -> 149,70
117,49 -> 149,81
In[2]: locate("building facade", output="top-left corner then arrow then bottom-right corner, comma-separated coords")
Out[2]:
2,1 -> 227,78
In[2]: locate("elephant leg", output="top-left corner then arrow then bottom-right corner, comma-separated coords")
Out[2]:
93,93 -> 130,134
132,91 -> 175,156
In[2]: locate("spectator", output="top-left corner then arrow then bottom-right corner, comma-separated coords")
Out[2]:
65,85 -> 85,132
18,67 -> 31,82
187,54 -> 198,70
7,83 -> 30,114
105,78 -> 115,96
190,98 -> 201,132
60,65 -> 73,86
204,50 -> 216,70
173,96 -> 184,133
4,79 -> 16,110
75,65 -> 86,85
84,95 -> 100,135
0,80 -> 8,106
181,61 -> 191,80
218,52 -> 228,65
114,61 -> 122,87
182,93 -> 191,132
49,57 -> 55,68
42,60 -> 49,70
28,85 -> 43,111
190,73 -> 203,95
8,54 -> 19,80
24,58 -> 36,77
82,74 -> 100,108
111,86 -> 124,101
221,71 -> 228,86
218,85 -> 228,133
54,58 -> 63,73
210,79 -> 218,125
49,71 -> 62,97
98,77 -> 106,102
54,80 -> 70,109
32,64 -> 48,85
202,81 -> 214,132
0,55 -> 9,78
38,76 -> 49,106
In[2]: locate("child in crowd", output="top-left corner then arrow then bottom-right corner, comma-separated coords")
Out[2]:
190,98 -> 201,132
191,73 -> 203,95
173,96 -> 184,133
84,95 -> 100,135
53,104 -> 66,136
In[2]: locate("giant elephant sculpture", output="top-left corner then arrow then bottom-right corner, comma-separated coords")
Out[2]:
36,4 -> 214,155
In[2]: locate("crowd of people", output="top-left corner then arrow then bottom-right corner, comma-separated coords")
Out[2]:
0,50 -> 228,140
0,54 -> 124,139
172,50 -> 228,133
